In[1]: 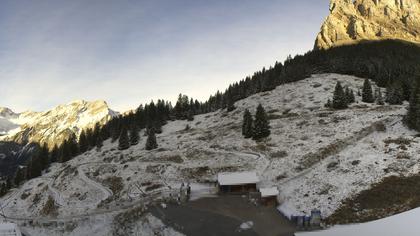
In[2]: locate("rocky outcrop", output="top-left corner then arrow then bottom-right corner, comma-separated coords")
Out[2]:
315,0 -> 420,49
0,100 -> 118,148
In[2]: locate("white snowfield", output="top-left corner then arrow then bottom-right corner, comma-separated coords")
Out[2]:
1,73 -> 419,235
296,207 -> 420,236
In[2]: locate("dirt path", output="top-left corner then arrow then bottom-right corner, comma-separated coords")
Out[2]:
77,165 -> 113,203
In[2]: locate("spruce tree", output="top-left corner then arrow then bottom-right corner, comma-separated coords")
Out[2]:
86,128 -> 95,149
29,150 -> 42,178
50,144 -> 60,163
79,130 -> 89,153
405,82 -> 420,131
252,104 -> 270,140
345,87 -> 355,104
118,126 -> 130,150
96,133 -> 103,150
376,89 -> 384,105
14,167 -> 24,186
39,143 -> 50,170
129,124 -> 140,145
242,109 -> 253,138
0,183 -> 7,197
362,79 -> 374,103
145,128 -> 158,150
386,83 -> 404,105
61,139 -> 72,163
325,99 -> 332,108
332,82 -> 348,109
92,123 -> 101,144
68,134 -> 79,157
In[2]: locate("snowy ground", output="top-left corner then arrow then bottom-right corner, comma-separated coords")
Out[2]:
1,73 -> 418,234
295,206 -> 420,236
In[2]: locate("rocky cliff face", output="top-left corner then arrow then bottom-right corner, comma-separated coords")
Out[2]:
0,100 -> 118,148
315,0 -> 420,49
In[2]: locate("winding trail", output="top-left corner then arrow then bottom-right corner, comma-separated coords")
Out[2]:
77,165 -> 113,203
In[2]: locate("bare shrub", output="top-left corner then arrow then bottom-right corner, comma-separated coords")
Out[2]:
103,176 -> 124,195
40,196 -> 58,216
270,150 -> 288,159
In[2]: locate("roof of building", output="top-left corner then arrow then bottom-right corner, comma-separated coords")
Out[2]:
0,222 -> 21,236
259,187 -> 279,197
217,171 -> 259,186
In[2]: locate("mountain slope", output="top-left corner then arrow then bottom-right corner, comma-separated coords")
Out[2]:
315,0 -> 420,49
0,100 -> 118,148
2,74 -> 418,235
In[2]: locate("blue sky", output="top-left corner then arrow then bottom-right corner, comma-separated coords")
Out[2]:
0,0 -> 329,112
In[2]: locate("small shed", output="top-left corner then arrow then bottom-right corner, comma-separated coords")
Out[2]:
217,171 -> 259,194
259,187 -> 279,206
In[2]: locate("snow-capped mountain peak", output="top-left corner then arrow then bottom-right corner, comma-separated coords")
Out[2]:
0,99 -> 118,148
0,107 -> 18,119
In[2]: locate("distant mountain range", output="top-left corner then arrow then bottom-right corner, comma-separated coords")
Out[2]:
0,100 -> 118,149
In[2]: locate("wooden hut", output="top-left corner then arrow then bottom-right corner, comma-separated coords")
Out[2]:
217,171 -> 259,194
259,187 -> 279,206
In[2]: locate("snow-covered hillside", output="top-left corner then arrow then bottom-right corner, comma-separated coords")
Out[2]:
296,206 -> 420,236
1,74 -> 418,235
0,100 -> 118,147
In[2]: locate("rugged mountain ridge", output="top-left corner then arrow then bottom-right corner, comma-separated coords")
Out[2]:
315,0 -> 420,49
0,100 -> 117,148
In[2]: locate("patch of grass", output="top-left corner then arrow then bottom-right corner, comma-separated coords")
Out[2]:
145,183 -> 163,192
21,192 -> 30,200
103,176 -> 124,195
328,174 -> 420,224
113,206 -> 146,236
384,137 -> 411,146
40,196 -> 58,216
270,150 -> 288,159
267,114 -> 283,120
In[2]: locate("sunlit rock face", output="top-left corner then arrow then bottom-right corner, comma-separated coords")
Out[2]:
315,0 -> 420,49
0,100 -> 118,148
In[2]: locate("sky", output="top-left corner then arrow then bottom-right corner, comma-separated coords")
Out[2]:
0,0 -> 329,112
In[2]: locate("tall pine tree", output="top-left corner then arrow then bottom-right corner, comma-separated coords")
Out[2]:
332,82 -> 348,109
129,124 -> 140,145
39,143 -> 50,170
96,133 -> 103,151
362,78 -> 374,103
118,126 -> 130,150
145,128 -> 158,150
405,82 -> 420,131
79,130 -> 89,153
61,139 -> 72,163
50,144 -> 60,163
376,89 -> 384,105
252,104 -> 270,140
242,109 -> 254,138
386,83 -> 404,105
14,166 -> 25,186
